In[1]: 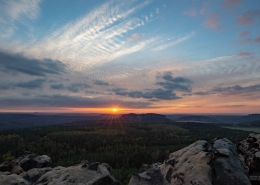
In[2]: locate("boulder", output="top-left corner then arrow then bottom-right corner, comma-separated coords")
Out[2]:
0,153 -> 51,175
129,138 -> 251,185
0,174 -> 29,185
237,133 -> 260,175
14,153 -> 52,172
34,163 -> 120,185
0,162 -> 12,173
0,162 -> 23,175
20,167 -> 52,183
0,162 -> 119,185
128,163 -> 164,185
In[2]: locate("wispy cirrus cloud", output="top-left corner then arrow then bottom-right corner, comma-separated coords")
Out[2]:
25,0 -> 153,71
0,0 -> 41,23
152,32 -> 195,52
238,31 -> 250,37
0,0 -> 41,39
184,8 -> 197,17
194,83 -> 260,96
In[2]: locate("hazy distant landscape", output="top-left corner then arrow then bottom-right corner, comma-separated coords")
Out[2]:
1,113 -> 260,130
1,112 -> 260,184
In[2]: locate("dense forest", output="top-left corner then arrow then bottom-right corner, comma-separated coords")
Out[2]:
0,121 -> 253,185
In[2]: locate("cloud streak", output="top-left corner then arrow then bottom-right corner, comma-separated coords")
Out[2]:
223,0 -> 243,8
238,36 -> 260,44
152,32 -> 195,51
194,83 -> 260,96
0,51 -> 66,76
0,94 -> 152,108
113,73 -> 192,100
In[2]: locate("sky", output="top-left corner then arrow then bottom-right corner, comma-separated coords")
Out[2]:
0,0 -> 260,114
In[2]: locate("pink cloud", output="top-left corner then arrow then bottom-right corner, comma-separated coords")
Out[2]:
202,13 -> 220,29
238,36 -> 260,44
203,19 -> 219,28
254,36 -> 260,42
184,8 -> 197,17
132,33 -> 142,40
238,31 -> 250,37
224,0 -> 243,7
236,9 -> 260,25
199,1 -> 210,15
236,16 -> 253,25
238,38 -> 252,45
238,51 -> 253,56
127,33 -> 142,41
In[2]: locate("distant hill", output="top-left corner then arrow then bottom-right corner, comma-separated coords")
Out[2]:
119,113 -> 170,123
175,115 -> 220,123
0,113 -> 105,130
237,120 -> 260,127
167,114 -> 260,124
236,114 -> 260,124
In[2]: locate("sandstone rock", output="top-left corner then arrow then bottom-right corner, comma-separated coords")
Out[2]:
0,162 -> 24,175
211,138 -> 250,185
237,133 -> 260,175
0,174 -> 29,185
14,153 -> 52,172
20,167 -> 52,183
0,172 -> 10,175
35,163 -> 119,185
163,140 -> 213,185
1,153 -> 52,175
0,162 -> 119,185
0,162 -> 12,173
10,163 -> 24,175
128,163 -> 164,185
129,138 -> 251,185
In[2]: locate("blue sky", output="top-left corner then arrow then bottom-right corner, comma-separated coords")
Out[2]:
0,0 -> 260,114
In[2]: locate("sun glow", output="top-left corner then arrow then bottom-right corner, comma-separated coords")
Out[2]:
113,108 -> 117,112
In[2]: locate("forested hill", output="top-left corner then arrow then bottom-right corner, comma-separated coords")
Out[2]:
0,113 -> 105,130
118,113 -> 170,123
0,113 -> 171,130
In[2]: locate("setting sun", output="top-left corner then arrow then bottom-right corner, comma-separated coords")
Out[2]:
113,108 -> 117,112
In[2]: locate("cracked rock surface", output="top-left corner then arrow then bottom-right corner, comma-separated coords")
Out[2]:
0,152 -> 119,185
129,138 -> 251,185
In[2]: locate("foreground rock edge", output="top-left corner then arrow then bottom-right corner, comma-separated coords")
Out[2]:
1,133 -> 259,185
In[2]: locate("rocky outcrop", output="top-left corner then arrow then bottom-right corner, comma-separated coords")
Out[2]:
129,138 -> 251,185
0,154 -> 119,185
13,152 -> 52,172
1,134 -> 258,185
34,162 -> 119,185
237,133 -> 260,180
